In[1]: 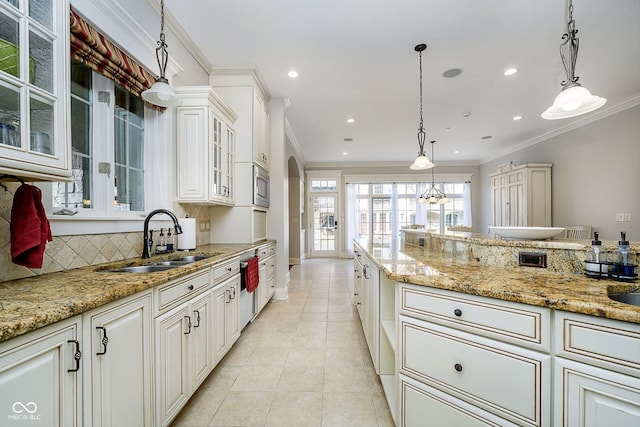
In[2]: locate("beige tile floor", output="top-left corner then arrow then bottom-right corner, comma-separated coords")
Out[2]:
171,258 -> 394,427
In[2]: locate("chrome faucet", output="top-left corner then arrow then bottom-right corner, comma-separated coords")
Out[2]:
142,209 -> 183,259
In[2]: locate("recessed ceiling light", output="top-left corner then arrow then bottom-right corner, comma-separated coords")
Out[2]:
346,118 -> 355,124
343,137 -> 353,142
442,68 -> 463,78
288,70 -> 299,78
342,151 -> 348,156
481,135 -> 493,140
513,115 -> 523,121
504,68 -> 518,76
444,127 -> 451,132
462,112 -> 471,118
453,150 -> 460,154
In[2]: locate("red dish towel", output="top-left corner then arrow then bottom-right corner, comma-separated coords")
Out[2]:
243,256 -> 260,293
11,184 -> 52,269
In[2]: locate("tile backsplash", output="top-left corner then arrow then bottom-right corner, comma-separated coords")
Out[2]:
0,182 -> 212,282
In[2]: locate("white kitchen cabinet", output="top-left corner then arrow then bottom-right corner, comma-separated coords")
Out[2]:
490,163 -> 551,227
0,317 -> 82,427
175,86 -> 237,205
361,258 -> 379,373
553,311 -> 640,427
256,243 -> 276,313
398,283 -> 551,427
210,71 -> 270,171
0,0 -> 71,180
213,274 -> 241,363
154,268 -> 214,427
353,248 -> 363,315
83,290 -> 153,427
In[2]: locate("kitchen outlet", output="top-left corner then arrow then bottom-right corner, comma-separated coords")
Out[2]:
615,213 -> 625,222
199,220 -> 211,231
624,213 -> 631,221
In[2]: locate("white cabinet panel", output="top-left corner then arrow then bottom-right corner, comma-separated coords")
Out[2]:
83,291 -> 153,427
0,317 -> 82,427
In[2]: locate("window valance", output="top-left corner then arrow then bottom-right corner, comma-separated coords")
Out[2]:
69,9 -> 157,101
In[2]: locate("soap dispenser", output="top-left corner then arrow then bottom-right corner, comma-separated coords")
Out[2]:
156,228 -> 167,254
612,231 -> 637,280
584,231 -> 608,277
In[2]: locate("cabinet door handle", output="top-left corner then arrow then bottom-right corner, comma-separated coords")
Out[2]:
193,310 -> 201,328
454,309 -> 462,317
454,363 -> 463,372
184,316 -> 192,334
226,289 -> 231,303
67,340 -> 82,372
95,326 -> 109,356
363,265 -> 369,279
188,284 -> 194,291
230,287 -> 236,299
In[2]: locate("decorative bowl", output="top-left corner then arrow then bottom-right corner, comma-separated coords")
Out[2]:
489,226 -> 566,240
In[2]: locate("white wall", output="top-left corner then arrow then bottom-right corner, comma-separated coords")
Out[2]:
479,106 -> 640,241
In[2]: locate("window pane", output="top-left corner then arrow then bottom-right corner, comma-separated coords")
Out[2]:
29,94 -> 53,154
311,179 -> 336,191
114,84 -> 144,211
53,61 -> 92,208
0,12 -> 20,79
29,0 -> 53,30
0,82 -> 21,148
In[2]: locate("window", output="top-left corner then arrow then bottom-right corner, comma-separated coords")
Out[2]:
52,60 -> 146,213
310,179 -> 337,191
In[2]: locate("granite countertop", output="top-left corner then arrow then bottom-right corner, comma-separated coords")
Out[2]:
355,237 -> 640,324
0,243 -> 267,343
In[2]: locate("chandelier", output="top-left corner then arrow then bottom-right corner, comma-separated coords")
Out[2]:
418,141 -> 448,204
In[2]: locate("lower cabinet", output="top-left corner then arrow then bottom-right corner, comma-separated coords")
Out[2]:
155,288 -> 214,427
213,274 -> 241,364
256,243 -> 276,313
553,311 -> 640,427
0,317 -> 82,427
83,291 -> 153,427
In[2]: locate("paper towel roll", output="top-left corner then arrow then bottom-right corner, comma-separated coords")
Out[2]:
177,217 -> 196,250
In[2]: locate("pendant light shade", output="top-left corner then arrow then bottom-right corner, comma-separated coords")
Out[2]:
541,0 -> 605,120
410,44 -> 434,170
141,0 -> 181,107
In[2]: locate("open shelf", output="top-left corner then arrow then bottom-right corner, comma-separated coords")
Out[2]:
380,374 -> 396,423
381,320 -> 396,353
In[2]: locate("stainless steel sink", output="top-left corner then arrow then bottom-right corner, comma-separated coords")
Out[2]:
608,292 -> 640,307
169,255 -> 214,263
106,265 -> 177,273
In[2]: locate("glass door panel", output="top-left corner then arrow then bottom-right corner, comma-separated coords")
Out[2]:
0,81 -> 20,148
29,92 -> 53,154
28,29 -> 49,88
28,0 -> 52,30
0,12 -> 20,79
311,194 -> 337,257
372,197 -> 392,245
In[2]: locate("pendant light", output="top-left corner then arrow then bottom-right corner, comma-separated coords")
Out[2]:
541,0 -> 605,120
418,141 -> 448,204
409,44 -> 434,170
141,0 -> 182,107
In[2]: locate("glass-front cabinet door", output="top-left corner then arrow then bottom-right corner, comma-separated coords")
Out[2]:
0,0 -> 70,179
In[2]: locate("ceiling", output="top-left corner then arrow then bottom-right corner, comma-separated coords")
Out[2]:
164,0 -> 640,165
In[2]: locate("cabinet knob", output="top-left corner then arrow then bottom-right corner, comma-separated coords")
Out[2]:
454,363 -> 463,372
454,308 -> 462,317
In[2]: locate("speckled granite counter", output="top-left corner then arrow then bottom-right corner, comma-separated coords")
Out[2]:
0,243 -> 265,343
355,233 -> 640,324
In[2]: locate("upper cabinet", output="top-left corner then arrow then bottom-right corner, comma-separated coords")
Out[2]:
490,163 -> 552,227
175,87 -> 237,206
210,70 -> 271,172
0,0 -> 70,180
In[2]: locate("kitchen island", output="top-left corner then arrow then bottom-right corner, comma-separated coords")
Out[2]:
355,230 -> 639,426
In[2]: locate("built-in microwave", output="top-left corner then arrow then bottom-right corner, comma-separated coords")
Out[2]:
253,165 -> 269,208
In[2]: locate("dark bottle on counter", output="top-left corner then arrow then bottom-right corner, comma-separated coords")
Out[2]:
612,231 -> 637,280
167,228 -> 174,252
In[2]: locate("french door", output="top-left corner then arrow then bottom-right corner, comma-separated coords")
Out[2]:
310,193 -> 338,257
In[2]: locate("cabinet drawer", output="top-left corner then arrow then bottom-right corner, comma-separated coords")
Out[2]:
212,257 -> 240,284
156,269 -> 210,314
266,255 -> 276,279
555,311 -> 640,377
400,284 -> 550,352
400,315 -> 548,426
257,245 -> 269,259
399,374 -> 520,427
